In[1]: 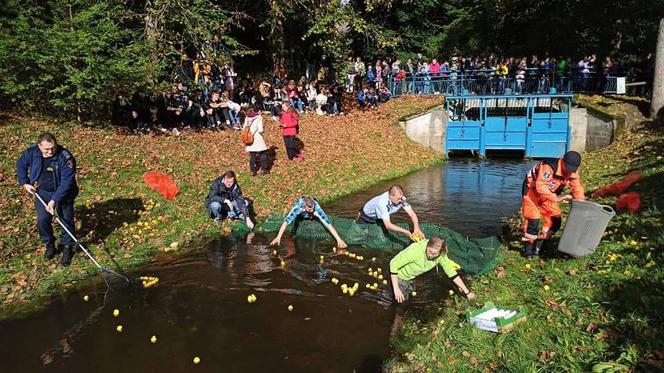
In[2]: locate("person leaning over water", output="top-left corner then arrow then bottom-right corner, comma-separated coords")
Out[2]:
357,185 -> 425,241
270,196 -> 347,249
390,236 -> 475,303
16,132 -> 79,266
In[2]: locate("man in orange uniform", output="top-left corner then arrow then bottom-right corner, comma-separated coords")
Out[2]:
521,151 -> 585,259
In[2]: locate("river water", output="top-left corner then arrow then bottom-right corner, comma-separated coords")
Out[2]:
0,159 -> 532,372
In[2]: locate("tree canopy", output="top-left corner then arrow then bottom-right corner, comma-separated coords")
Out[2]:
0,0 -> 662,121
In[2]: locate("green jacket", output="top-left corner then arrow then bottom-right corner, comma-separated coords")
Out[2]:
389,239 -> 458,281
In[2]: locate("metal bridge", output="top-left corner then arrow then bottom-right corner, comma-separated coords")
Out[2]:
444,94 -> 573,158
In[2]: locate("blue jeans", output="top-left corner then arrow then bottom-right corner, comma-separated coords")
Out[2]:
228,109 -> 240,125
209,200 -> 248,220
36,189 -> 76,246
290,98 -> 303,112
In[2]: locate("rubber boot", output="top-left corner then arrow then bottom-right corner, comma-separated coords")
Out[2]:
44,243 -> 57,260
523,242 -> 535,260
61,245 -> 75,267
534,239 -> 544,256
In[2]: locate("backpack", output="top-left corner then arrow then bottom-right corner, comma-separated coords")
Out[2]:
240,127 -> 254,145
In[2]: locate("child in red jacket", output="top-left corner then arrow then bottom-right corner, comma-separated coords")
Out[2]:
280,102 -> 302,160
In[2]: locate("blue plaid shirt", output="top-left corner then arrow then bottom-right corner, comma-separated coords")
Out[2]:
284,198 -> 331,227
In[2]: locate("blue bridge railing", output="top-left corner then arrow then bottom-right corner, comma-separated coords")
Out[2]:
444,94 -> 574,158
387,68 -> 620,97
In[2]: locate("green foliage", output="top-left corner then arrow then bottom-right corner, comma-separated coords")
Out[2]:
1,0 -> 663,120
0,0 -> 148,121
143,0 -> 255,77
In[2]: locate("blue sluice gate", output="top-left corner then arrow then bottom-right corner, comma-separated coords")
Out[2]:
445,94 -> 573,158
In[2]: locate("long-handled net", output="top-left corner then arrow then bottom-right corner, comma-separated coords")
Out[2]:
33,193 -> 158,289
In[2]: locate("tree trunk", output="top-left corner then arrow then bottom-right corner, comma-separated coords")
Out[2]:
268,0 -> 286,74
652,18 -> 664,119
144,0 -> 163,84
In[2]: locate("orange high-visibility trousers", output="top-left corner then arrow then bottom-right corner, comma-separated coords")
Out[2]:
521,189 -> 562,242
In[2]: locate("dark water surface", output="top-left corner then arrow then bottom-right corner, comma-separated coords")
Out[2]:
0,160 -> 531,372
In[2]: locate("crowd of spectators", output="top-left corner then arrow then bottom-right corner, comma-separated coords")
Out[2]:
112,48 -> 653,135
342,53 -> 653,96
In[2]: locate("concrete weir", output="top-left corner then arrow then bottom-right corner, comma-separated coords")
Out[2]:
399,96 -> 618,157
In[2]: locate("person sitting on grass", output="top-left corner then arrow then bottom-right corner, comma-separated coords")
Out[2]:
270,196 -> 347,249
205,170 -> 254,229
390,236 -> 475,303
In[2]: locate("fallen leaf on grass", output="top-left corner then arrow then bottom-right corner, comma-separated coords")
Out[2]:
538,350 -> 556,363
586,322 -> 598,333
469,356 -> 478,367
544,299 -> 560,308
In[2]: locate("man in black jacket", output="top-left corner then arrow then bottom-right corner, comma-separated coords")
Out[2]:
205,170 -> 254,228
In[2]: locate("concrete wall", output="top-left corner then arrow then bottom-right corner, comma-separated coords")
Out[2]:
585,110 -> 615,151
569,107 -> 588,153
570,105 -> 617,152
400,103 -> 615,155
399,106 -> 447,154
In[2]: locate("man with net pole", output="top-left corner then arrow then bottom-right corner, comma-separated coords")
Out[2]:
17,132 -> 79,266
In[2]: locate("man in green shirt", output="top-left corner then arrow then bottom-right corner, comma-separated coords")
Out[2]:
389,236 -> 476,303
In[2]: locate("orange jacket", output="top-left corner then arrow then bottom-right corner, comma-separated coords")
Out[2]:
524,158 -> 585,202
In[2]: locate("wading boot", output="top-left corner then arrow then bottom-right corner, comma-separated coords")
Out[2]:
523,242 -> 535,260
534,239 -> 544,256
44,243 -> 57,260
61,245 -> 75,267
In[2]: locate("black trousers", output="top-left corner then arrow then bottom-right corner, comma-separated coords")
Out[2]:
284,136 -> 298,160
36,189 -> 76,246
249,151 -> 268,172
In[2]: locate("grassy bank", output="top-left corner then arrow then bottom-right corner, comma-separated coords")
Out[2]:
386,97 -> 663,372
0,96 -> 443,319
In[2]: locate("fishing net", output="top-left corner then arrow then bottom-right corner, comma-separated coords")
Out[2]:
233,215 -> 502,277
143,171 -> 179,200
591,170 -> 644,198
616,192 -> 641,213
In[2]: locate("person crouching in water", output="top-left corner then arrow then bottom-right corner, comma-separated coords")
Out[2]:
390,236 -> 475,303
270,196 -> 347,249
205,170 -> 254,229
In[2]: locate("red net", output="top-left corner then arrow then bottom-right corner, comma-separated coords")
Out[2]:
142,171 -> 179,200
616,192 -> 641,213
591,171 -> 645,198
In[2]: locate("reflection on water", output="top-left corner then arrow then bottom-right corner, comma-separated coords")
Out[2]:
0,160 -> 530,372
325,159 -> 534,236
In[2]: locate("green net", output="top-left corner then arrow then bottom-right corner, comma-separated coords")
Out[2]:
233,215 -> 502,277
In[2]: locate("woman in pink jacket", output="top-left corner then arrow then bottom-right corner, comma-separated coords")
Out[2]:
280,102 -> 301,160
